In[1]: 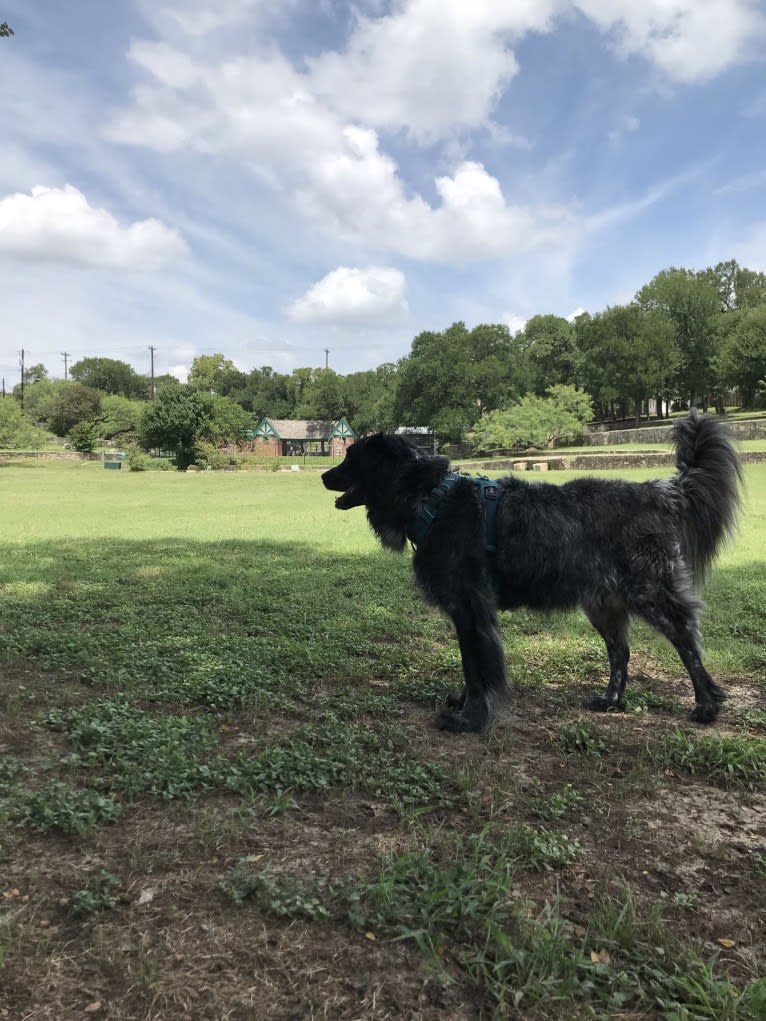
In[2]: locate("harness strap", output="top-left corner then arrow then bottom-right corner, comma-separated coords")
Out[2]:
406,473 -> 499,553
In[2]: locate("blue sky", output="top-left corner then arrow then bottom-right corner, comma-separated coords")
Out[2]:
1,0 -> 765,386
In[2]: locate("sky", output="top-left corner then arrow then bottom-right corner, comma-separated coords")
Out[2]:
1,1 -> 766,388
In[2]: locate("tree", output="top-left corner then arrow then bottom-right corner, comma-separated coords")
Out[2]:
519,315 -> 580,395
101,395 -> 144,440
393,322 -> 522,443
0,399 -> 48,449
636,269 -> 721,407
23,363 -> 48,386
717,306 -> 766,405
188,353 -> 245,395
242,366 -> 294,419
698,259 -> 766,312
139,386 -> 210,469
472,385 -> 593,451
68,420 -> 101,453
48,383 -> 102,436
203,394 -> 251,444
294,369 -> 346,420
139,386 -> 250,467
577,304 -> 678,422
343,364 -> 398,434
70,357 -> 148,398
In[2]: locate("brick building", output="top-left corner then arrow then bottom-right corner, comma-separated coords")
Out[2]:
250,417 -> 358,458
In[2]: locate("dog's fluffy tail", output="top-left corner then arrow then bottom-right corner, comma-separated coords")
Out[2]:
673,409 -> 742,584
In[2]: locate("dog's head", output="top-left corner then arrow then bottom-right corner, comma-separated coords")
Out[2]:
321,433 -> 420,511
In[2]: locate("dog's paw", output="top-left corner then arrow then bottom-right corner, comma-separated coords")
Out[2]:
582,695 -> 624,713
689,703 -> 719,724
436,704 -> 491,734
437,710 -> 478,733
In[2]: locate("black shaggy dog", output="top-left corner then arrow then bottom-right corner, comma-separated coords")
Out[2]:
322,412 -> 741,733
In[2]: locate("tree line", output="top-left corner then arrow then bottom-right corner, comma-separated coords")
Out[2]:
2,258 -> 766,459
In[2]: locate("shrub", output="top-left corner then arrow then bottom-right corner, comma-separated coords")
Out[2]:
126,445 -> 149,471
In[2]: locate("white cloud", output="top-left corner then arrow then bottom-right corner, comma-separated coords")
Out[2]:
0,184 -> 188,270
504,313 -> 528,335
288,266 -> 409,328
573,0 -> 766,84
106,49 -> 578,264
99,1 -> 765,278
307,0 -> 551,142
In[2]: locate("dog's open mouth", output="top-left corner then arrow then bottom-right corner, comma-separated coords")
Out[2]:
335,486 -> 362,510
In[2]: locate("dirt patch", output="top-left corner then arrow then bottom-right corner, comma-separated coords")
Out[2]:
2,679 -> 764,1020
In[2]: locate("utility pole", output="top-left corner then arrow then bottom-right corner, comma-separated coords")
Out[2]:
61,352 -> 71,379
2,377 -> 5,398
324,348 -> 330,370
148,346 -> 156,398
19,348 -> 25,409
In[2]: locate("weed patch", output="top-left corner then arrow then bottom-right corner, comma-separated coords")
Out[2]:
649,730 -> 766,789
14,780 -> 121,834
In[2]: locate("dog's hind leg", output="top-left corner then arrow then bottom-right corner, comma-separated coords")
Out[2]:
634,588 -> 724,723
439,590 -> 506,733
582,600 -> 631,712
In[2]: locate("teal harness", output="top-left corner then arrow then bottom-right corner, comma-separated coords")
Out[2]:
405,473 -> 500,553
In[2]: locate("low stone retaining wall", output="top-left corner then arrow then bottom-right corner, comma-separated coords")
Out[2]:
584,419 -> 766,445
0,450 -> 94,461
458,450 -> 766,472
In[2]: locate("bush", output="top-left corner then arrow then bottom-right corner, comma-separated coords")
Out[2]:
473,385 -> 593,451
126,446 -> 149,472
0,399 -> 50,449
68,420 -> 101,453
194,440 -> 227,469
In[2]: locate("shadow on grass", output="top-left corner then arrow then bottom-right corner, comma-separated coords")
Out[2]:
1,538 -> 763,704
0,536 -> 432,698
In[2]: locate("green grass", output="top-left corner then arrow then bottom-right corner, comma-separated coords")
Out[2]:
1,460 -> 765,1020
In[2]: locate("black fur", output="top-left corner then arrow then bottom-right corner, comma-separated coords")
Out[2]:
322,412 -> 742,733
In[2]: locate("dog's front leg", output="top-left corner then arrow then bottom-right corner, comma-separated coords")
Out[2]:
439,596 -> 506,733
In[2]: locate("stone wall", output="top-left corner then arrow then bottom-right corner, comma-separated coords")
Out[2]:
583,418 -> 766,445
0,450 -> 97,461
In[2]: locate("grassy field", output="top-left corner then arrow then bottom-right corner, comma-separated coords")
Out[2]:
1,460 -> 765,1020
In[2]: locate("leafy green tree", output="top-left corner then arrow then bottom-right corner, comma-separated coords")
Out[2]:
294,369 -> 346,420
48,383 -> 102,436
203,394 -> 251,444
139,386 -> 250,467
188,353 -> 245,396
393,322 -> 522,443
717,306 -> 766,405
577,304 -> 678,422
13,378 -> 63,427
68,420 -> 101,453
636,269 -> 721,407
698,259 -> 766,312
0,399 -> 48,449
519,315 -> 580,395
343,364 -> 398,434
101,395 -> 144,441
23,363 -> 48,386
140,385 -> 210,469
70,357 -> 148,398
243,366 -> 294,419
473,385 -> 592,451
